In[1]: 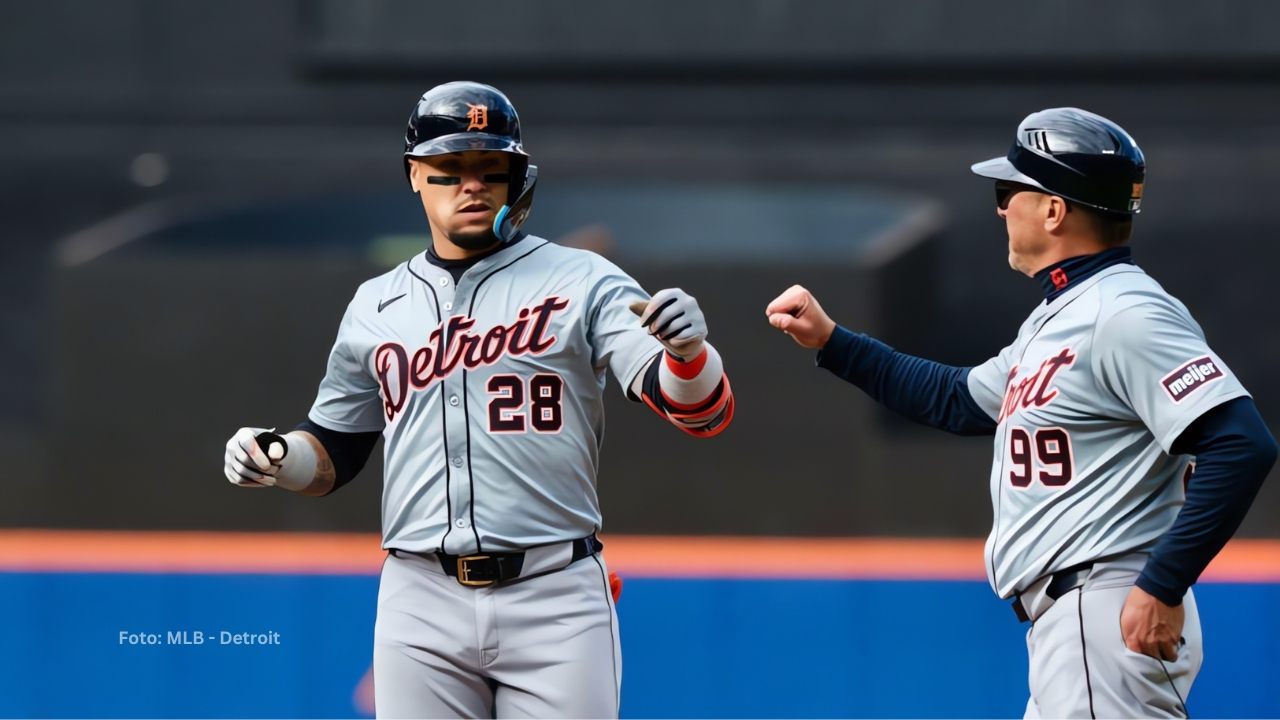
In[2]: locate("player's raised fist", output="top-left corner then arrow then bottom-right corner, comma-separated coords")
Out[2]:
766,285 -> 837,349
223,426 -> 280,488
634,288 -> 707,360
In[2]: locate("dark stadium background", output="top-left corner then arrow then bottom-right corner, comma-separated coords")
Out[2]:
2,2 -> 1277,717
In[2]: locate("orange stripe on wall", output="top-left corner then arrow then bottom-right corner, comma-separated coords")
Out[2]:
605,536 -> 988,580
0,530 -> 1276,581
0,531 -> 384,575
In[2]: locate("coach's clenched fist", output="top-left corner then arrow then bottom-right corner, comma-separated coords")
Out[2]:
765,285 -> 837,349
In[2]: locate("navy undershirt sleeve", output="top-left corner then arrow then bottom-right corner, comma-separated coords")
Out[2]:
1136,396 -> 1277,605
295,419 -> 381,494
816,325 -> 997,437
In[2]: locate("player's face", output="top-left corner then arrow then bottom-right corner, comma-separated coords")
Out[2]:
995,181 -> 1053,276
411,152 -> 512,256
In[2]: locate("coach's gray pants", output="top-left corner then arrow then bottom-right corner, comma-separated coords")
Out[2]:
373,549 -> 621,719
1021,554 -> 1202,719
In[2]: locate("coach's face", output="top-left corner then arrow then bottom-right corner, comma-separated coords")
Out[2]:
995,181 -> 1067,276
410,152 -> 511,256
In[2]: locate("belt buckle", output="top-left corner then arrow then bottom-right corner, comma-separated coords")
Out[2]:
457,555 -> 495,587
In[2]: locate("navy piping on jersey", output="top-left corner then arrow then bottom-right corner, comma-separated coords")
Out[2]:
457,238 -> 551,554
405,263 -> 455,552
990,426 -> 1007,588
1035,246 -> 1133,302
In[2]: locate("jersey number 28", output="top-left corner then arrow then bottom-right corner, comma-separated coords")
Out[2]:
487,374 -> 564,434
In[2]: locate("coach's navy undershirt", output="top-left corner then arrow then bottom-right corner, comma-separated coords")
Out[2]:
816,327 -> 996,436
1140,397 -> 1277,605
1035,246 -> 1133,302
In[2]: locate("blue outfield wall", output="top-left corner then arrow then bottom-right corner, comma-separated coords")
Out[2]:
0,572 -> 1275,718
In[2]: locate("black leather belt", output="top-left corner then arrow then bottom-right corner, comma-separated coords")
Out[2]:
1012,563 -> 1093,623
434,534 -> 602,588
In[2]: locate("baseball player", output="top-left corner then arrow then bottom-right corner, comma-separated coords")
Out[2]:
221,81 -> 734,719
766,108 -> 1275,717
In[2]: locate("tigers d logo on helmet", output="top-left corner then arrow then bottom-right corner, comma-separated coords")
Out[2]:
466,103 -> 489,131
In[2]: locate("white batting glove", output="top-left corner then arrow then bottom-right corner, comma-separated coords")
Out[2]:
637,288 -> 707,360
223,427 -> 286,488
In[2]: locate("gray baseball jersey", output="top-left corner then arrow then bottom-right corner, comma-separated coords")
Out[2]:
966,264 -> 1248,598
307,235 -> 662,554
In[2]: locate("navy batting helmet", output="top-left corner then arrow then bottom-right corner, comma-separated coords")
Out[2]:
971,107 -> 1145,215
403,81 -> 537,242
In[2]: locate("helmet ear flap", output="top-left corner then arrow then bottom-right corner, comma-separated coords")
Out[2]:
494,164 -> 538,243
507,154 -> 529,207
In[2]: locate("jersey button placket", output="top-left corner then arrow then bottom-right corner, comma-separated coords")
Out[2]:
433,273 -> 470,548
444,276 -> 477,549
442,373 -> 473,547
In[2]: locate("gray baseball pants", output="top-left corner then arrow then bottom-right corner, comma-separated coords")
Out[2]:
373,547 -> 620,719
1020,553 -> 1202,718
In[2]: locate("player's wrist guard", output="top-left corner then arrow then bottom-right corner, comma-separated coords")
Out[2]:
270,432 -> 319,492
640,344 -> 735,437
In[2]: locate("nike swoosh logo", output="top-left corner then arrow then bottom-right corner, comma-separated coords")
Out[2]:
378,294 -> 407,313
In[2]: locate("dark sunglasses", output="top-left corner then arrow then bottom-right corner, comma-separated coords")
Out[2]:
994,181 -> 1073,213
427,173 -> 512,186
994,181 -> 1033,210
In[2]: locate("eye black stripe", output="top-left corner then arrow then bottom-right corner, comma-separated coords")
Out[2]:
427,176 -> 461,185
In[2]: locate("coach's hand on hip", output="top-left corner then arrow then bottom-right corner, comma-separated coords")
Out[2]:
1120,584 -> 1185,661
637,288 -> 707,360
766,285 -> 837,349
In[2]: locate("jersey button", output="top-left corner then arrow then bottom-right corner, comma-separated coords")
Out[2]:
444,301 -> 453,311
454,518 -> 469,529
438,277 -> 448,287
452,456 -> 463,467
449,395 -> 460,406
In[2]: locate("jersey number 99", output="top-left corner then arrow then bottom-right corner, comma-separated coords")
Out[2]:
1008,426 -> 1074,488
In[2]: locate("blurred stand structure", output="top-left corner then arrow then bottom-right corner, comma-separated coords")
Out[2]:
3,0 -> 1279,535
